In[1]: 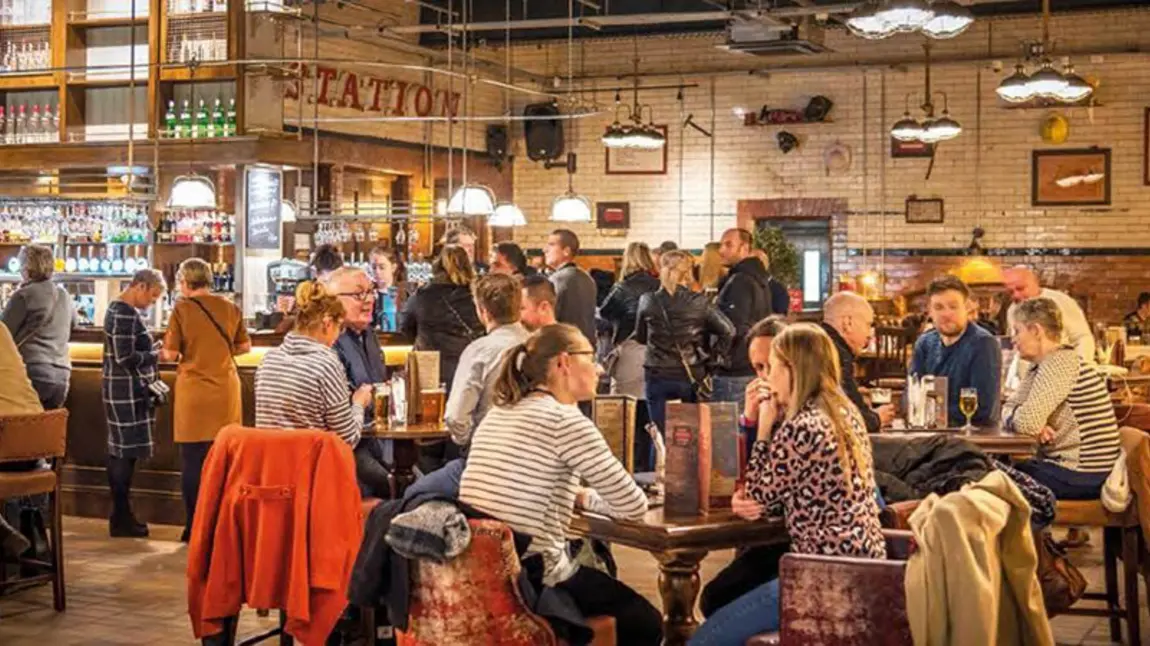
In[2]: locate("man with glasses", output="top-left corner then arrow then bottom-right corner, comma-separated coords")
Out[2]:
821,291 -> 894,433
324,267 -> 392,497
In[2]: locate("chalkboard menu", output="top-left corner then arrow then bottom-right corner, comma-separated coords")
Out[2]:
245,166 -> 282,250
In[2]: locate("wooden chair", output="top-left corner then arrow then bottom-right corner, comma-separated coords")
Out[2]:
868,326 -> 916,383
0,409 -> 69,611
746,532 -> 914,646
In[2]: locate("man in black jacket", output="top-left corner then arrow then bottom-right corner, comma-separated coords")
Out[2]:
821,291 -> 895,433
713,228 -> 775,410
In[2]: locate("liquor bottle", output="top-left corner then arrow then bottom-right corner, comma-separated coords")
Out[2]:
210,97 -> 222,138
44,104 -> 55,143
14,103 -> 25,144
29,104 -> 40,143
224,98 -> 236,137
194,98 -> 208,138
178,99 -> 191,139
164,100 -> 177,138
0,107 -> 7,145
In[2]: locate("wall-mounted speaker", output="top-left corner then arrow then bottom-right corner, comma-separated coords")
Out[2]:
523,101 -> 564,162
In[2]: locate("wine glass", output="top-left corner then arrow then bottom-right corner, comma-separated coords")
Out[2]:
959,387 -> 978,435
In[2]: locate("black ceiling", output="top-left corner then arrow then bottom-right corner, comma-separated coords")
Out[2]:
415,0 -> 1150,45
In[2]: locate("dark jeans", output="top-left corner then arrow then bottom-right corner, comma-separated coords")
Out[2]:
645,374 -> 697,467
354,440 -> 393,499
556,566 -> 663,646
179,442 -> 212,533
700,542 -> 791,618
106,456 -> 138,519
1015,459 -> 1109,500
31,378 -> 68,411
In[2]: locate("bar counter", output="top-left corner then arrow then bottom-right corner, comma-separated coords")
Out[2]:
60,328 -> 412,525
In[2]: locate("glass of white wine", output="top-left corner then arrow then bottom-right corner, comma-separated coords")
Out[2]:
959,387 -> 978,435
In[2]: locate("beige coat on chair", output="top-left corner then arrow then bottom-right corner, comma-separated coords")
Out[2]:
905,470 -> 1054,646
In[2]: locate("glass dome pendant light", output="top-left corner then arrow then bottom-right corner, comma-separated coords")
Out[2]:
996,0 -> 1093,105
845,1 -> 895,40
168,65 -> 216,210
447,3 -> 496,219
489,203 -> 527,227
879,0 -> 934,33
920,0 -> 974,39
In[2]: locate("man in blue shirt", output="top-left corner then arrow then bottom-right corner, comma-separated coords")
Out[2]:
911,275 -> 1002,427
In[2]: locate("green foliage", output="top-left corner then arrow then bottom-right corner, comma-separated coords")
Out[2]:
752,225 -> 800,288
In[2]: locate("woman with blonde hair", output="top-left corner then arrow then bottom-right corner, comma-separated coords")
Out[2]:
161,258 -> 250,541
696,242 -> 726,294
459,323 -> 660,644
399,244 -> 482,391
689,323 -> 886,645
633,250 -> 734,454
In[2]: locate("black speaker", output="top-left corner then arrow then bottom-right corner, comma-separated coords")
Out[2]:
523,101 -> 564,162
486,125 -> 509,167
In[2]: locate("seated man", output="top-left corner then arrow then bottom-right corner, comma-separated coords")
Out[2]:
911,276 -> 1002,427
821,292 -> 894,433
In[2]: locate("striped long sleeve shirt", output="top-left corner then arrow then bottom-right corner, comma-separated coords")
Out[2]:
459,393 -> 648,585
254,333 -> 363,447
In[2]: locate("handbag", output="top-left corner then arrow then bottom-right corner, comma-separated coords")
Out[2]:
441,295 -> 483,341
1034,529 -> 1087,617
655,296 -> 713,400
1101,448 -> 1132,513
187,297 -> 240,371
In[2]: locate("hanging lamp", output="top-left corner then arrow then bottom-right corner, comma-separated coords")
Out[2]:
845,1 -> 894,40
167,60 -> 216,209
920,0 -> 974,39
879,0 -> 934,32
490,202 -> 527,227
995,0 -> 1094,105
889,43 -> 962,145
447,0 -> 495,219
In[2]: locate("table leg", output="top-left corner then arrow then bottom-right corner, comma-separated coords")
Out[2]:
655,548 -> 708,646
391,440 -> 417,497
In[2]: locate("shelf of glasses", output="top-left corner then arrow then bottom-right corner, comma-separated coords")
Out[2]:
69,15 -> 151,28
0,24 -> 50,32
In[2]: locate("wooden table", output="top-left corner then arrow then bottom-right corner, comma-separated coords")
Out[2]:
571,508 -> 787,645
874,427 -> 1038,458
362,424 -> 451,496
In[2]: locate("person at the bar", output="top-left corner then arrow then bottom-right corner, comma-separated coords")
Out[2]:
713,228 -> 775,413
1003,265 -> 1095,365
445,273 -> 530,450
520,274 -> 558,332
310,243 -> 344,282
688,323 -> 885,645
910,275 -> 1002,427
368,246 -> 407,332
160,258 -> 250,542
820,291 -> 894,433
1003,297 -> 1121,500
488,241 -> 535,278
325,266 -> 393,499
102,269 -> 166,538
458,323 -> 660,645
399,244 -> 483,394
545,228 -> 597,344
254,281 -> 374,476
443,225 -> 482,272
1123,291 -> 1150,338
2,244 -> 75,410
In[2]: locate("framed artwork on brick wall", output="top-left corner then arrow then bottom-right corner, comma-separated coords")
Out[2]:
1032,147 -> 1111,206
906,196 -> 944,224
606,126 -> 668,174
596,202 -> 630,230
891,137 -> 935,158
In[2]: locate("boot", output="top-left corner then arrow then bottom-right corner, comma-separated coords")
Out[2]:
109,512 -> 149,538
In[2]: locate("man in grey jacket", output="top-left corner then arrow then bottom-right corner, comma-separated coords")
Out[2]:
545,229 -> 597,344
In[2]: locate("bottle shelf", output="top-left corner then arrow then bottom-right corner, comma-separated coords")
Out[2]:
68,14 -> 150,28
0,24 -> 50,32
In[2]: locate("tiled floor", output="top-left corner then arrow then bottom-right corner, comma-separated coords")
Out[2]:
0,518 -> 1145,645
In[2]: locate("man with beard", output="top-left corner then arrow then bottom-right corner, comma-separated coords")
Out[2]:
910,275 -> 1002,427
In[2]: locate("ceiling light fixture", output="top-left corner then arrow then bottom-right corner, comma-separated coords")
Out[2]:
602,40 -> 666,150
995,0 -> 1094,105
846,0 -> 973,41
447,184 -> 496,217
549,153 -> 591,223
889,43 -> 962,145
489,202 -> 527,227
168,174 -> 217,209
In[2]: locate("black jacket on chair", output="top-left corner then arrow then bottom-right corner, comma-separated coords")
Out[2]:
715,257 -> 774,377
399,281 -> 483,390
633,286 -> 735,378
598,271 -> 661,346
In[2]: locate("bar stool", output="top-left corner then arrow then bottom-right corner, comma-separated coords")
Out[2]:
0,409 -> 69,611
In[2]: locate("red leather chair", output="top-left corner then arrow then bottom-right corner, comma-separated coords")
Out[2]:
396,518 -> 614,646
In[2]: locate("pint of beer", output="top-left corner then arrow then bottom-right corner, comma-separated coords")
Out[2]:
373,384 -> 390,428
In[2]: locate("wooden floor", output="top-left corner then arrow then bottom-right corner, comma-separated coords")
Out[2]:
0,518 -> 1145,645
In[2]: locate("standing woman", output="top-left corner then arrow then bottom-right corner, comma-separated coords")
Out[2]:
102,269 -> 167,538
695,242 -> 726,296
689,324 -> 886,644
369,246 -> 408,332
1,244 -> 75,409
399,244 -> 482,391
160,258 -> 250,542
634,250 -> 734,446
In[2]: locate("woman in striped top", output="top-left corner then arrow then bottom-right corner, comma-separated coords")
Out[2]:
458,324 -> 660,645
1003,297 -> 1121,499
255,281 -> 373,450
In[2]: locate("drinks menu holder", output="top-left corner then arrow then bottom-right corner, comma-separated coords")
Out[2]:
405,350 -> 440,424
593,395 -> 637,473
664,401 -> 740,515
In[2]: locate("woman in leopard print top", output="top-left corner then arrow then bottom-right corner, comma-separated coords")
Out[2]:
689,323 -> 886,646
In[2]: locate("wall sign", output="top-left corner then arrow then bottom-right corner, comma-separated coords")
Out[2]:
596,201 -> 630,230
905,196 -> 944,224
245,166 -> 283,250
890,137 -> 935,159
284,63 -> 462,118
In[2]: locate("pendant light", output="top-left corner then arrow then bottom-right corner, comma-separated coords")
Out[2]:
489,202 -> 527,227
168,174 -> 217,209
995,64 -> 1035,103
447,0 -> 495,218
920,0 -> 974,39
995,0 -> 1094,105
882,0 -> 933,32
602,40 -> 666,151
845,1 -> 893,40
889,43 -> 961,145
550,0 -> 591,223
1056,64 -> 1093,102
846,0 -> 973,40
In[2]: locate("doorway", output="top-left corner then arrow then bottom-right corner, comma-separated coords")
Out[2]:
759,218 -> 831,310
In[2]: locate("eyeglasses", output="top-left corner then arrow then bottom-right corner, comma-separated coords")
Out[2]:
336,291 -> 376,302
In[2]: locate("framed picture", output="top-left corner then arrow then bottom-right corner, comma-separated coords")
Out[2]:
905,196 -> 944,224
1144,108 -> 1150,185
596,201 -> 630,230
891,137 -> 934,159
1031,147 -> 1111,206
606,126 -> 668,175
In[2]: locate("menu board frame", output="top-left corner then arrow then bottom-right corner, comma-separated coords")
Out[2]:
244,165 -> 283,250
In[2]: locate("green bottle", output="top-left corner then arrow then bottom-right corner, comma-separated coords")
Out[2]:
194,99 -> 208,139
210,97 -> 223,138
224,98 -> 236,137
178,99 -> 192,139
164,100 -> 177,138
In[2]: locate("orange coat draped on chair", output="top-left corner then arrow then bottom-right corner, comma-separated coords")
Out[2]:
186,425 -> 364,645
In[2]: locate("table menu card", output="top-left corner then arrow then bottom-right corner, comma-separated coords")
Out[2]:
593,395 -> 637,473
